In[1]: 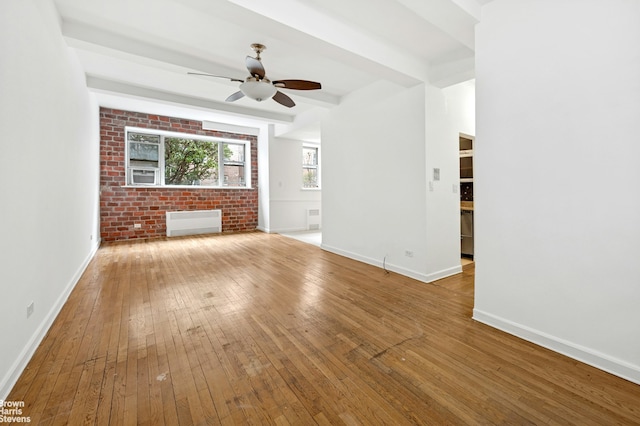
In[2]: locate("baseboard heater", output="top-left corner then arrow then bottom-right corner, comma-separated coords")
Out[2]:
166,209 -> 222,237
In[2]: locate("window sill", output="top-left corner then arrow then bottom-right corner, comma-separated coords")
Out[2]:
123,185 -> 253,190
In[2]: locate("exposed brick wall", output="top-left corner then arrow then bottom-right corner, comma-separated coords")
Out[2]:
100,108 -> 258,242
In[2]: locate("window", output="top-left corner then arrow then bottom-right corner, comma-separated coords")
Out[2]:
302,145 -> 320,189
128,133 -> 160,185
126,128 -> 250,187
222,142 -> 246,186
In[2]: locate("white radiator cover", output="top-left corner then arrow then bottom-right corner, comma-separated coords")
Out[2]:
307,208 -> 321,230
166,209 -> 222,237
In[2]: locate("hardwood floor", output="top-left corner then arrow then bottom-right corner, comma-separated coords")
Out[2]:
8,232 -> 640,425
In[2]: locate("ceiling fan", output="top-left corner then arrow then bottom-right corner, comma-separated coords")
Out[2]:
188,43 -> 322,108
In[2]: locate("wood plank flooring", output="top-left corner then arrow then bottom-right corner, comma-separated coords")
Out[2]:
8,232 -> 640,425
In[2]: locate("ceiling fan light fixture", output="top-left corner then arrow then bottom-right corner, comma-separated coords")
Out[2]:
189,44 -> 320,107
240,80 -> 276,102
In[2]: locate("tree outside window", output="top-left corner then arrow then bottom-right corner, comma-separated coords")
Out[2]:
164,137 -> 218,185
302,146 -> 319,188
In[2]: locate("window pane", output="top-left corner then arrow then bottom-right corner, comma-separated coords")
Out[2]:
129,142 -> 159,163
223,164 -> 245,186
303,167 -> 318,188
164,137 -> 218,186
128,133 -> 160,144
303,146 -> 319,188
224,143 -> 245,163
222,143 -> 246,187
303,147 -> 317,166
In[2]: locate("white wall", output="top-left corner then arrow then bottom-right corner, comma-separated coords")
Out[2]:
442,79 -> 475,137
322,81 -> 461,282
425,83 -> 472,275
0,0 -> 100,398
474,0 -> 640,384
268,135 -> 321,233
256,123 -> 271,232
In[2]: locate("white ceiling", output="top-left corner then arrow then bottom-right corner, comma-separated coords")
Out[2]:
53,0 -> 488,141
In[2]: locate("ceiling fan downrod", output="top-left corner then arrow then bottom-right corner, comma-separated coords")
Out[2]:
250,43 -> 266,61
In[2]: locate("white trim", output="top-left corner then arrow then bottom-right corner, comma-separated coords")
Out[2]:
122,185 -> 253,190
459,132 -> 475,141
125,127 -> 252,188
269,198 -> 321,203
0,241 -> 101,400
202,120 -> 260,136
472,309 -> 640,385
126,126 -> 245,144
321,243 -> 462,284
269,226 -> 310,234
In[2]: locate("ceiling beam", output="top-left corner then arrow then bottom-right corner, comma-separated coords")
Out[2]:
205,0 -> 429,86
62,19 -> 241,79
86,76 -> 295,123
62,19 -> 339,107
395,0 -> 479,50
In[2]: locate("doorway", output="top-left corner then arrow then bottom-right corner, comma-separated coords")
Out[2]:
459,133 -> 475,267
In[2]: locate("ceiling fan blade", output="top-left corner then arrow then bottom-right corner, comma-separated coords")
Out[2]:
225,91 -> 245,102
187,72 -> 244,83
272,80 -> 321,90
272,90 -> 295,108
245,56 -> 265,79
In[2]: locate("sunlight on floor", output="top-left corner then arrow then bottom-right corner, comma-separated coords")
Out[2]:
279,230 -> 322,247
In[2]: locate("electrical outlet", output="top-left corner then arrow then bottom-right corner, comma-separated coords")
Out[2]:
404,250 -> 414,258
27,301 -> 34,318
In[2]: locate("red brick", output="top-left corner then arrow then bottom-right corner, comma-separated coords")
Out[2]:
99,107 -> 258,242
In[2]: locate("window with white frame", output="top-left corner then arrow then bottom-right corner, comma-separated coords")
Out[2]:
126,128 -> 250,187
302,145 -> 320,189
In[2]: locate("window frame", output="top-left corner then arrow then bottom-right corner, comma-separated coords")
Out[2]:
302,144 -> 320,190
125,127 -> 251,189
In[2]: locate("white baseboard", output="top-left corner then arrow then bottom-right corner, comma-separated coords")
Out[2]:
321,243 -> 462,284
256,226 -> 312,233
272,226 -> 313,234
0,241 -> 101,400
258,225 -> 322,234
473,309 -> 640,385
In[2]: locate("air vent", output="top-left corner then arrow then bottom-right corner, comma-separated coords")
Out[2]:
307,209 -> 321,230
